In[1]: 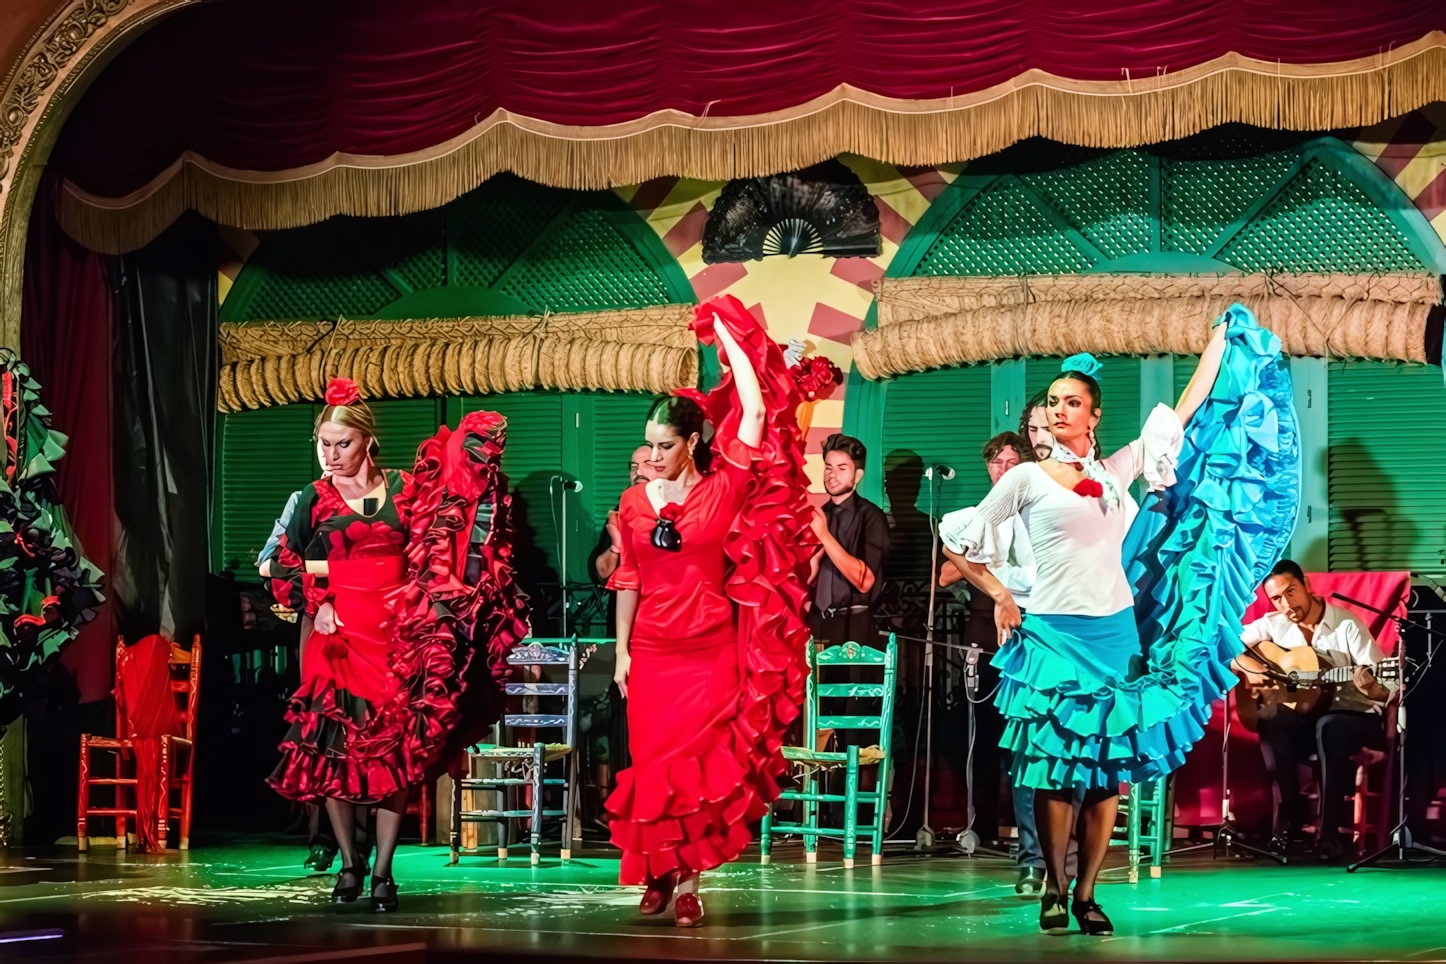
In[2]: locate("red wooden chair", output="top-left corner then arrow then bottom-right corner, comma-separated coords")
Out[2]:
407,780 -> 434,844
77,635 -> 201,851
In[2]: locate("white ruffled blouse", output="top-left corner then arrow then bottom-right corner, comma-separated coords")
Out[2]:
940,404 -> 1184,618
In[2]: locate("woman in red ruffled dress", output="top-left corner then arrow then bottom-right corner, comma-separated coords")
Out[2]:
607,296 -> 814,926
266,378 -> 528,912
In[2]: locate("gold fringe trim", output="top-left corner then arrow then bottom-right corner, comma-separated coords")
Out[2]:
56,33 -> 1446,254
217,308 -> 696,412
854,273 -> 1442,378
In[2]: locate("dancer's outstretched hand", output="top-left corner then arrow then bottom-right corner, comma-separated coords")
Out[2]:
993,595 -> 1022,646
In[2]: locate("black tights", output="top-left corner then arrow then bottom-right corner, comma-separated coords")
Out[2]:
1036,788 -> 1117,904
328,789 -> 408,882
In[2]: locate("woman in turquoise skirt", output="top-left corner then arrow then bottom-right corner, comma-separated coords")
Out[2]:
943,305 -> 1298,935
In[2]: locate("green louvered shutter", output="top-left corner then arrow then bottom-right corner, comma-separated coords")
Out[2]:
879,364 -> 993,580
217,404 -> 320,573
1329,361 -> 1446,575
371,398 -> 446,471
589,393 -> 657,519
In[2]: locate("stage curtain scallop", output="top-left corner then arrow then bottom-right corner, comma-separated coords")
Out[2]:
50,0 -> 1446,200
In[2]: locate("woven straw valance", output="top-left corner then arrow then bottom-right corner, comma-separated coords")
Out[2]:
853,274 -> 1444,379
217,307 -> 697,412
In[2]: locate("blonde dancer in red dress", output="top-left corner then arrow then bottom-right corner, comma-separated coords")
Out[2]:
606,296 -> 814,926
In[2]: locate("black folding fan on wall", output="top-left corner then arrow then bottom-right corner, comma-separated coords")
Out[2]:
702,160 -> 881,263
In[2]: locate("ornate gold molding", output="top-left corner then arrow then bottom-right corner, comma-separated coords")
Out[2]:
0,0 -> 128,183
0,0 -> 193,348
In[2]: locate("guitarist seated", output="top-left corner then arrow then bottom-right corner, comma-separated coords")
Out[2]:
1236,560 -> 1394,862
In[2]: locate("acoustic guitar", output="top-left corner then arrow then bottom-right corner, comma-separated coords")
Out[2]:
1232,639 -> 1399,734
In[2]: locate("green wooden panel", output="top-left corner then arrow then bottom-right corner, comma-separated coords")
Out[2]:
879,364 -> 992,580
217,403 -> 320,573
1328,361 -> 1446,575
588,393 -> 657,522
371,398 -> 446,470
895,137 -> 1446,279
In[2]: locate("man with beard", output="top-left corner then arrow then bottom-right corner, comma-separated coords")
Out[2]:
809,434 -> 889,647
1019,388 -> 1054,461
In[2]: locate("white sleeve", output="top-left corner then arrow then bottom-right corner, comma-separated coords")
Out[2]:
1341,617 -> 1386,665
1240,615 -> 1271,645
992,517 -> 1036,595
939,468 -> 1032,568
1104,403 -> 1184,492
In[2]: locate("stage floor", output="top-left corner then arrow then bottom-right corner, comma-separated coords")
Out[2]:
0,839 -> 1442,962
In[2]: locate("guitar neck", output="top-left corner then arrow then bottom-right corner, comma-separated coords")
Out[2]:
1318,658 -> 1397,684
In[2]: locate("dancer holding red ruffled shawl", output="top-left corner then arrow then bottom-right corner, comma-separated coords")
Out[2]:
266,378 -> 528,913
607,296 -> 814,927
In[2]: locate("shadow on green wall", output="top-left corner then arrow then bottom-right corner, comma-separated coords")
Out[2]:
1328,439 -> 1410,572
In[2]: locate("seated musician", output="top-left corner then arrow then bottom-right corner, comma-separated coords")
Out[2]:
1236,560 -> 1394,861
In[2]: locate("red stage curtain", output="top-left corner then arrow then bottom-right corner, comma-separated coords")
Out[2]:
50,0 -> 1446,198
20,178 -> 114,704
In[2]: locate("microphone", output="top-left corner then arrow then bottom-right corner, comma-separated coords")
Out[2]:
925,464 -> 956,481
552,476 -> 584,492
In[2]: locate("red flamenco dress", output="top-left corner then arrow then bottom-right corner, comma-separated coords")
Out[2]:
605,296 -> 815,885
267,408 -> 529,803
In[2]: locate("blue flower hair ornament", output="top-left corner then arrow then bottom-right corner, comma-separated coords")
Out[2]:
1060,352 -> 1103,377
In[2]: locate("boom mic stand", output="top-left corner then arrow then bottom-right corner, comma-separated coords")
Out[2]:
1334,590 -> 1446,872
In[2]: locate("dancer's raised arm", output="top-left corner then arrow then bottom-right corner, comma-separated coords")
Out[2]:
712,315 -> 764,450
1175,319 -> 1229,427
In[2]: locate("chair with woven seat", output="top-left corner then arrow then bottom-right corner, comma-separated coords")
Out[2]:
450,638 -> 601,865
759,634 -> 897,868
79,635 -> 201,852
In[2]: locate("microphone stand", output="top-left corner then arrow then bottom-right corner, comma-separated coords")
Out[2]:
890,634 -> 1009,859
914,467 -> 942,851
1330,591 -> 1446,872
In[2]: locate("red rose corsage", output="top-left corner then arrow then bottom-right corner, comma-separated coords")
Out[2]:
324,377 -> 361,406
1073,479 -> 1105,498
790,354 -> 844,401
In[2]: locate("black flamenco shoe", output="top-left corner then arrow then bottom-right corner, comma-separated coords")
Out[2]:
370,874 -> 400,913
1071,897 -> 1114,936
1039,892 -> 1071,935
331,865 -> 365,904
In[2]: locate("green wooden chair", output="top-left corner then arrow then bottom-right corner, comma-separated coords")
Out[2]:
1110,776 -> 1174,881
760,634 -> 897,868
450,637 -> 607,866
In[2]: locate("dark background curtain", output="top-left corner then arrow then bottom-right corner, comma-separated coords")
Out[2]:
109,212 -> 217,646
20,176 -> 115,705
18,177 -> 116,844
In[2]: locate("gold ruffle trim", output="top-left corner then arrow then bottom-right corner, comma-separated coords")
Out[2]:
57,33 -> 1446,254
853,273 -> 1443,378
217,308 -> 697,412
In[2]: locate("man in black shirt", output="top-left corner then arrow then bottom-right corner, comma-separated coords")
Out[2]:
810,434 -> 889,646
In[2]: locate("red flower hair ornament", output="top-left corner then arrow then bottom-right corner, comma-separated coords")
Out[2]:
324,377 -> 361,406
789,354 -> 844,402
